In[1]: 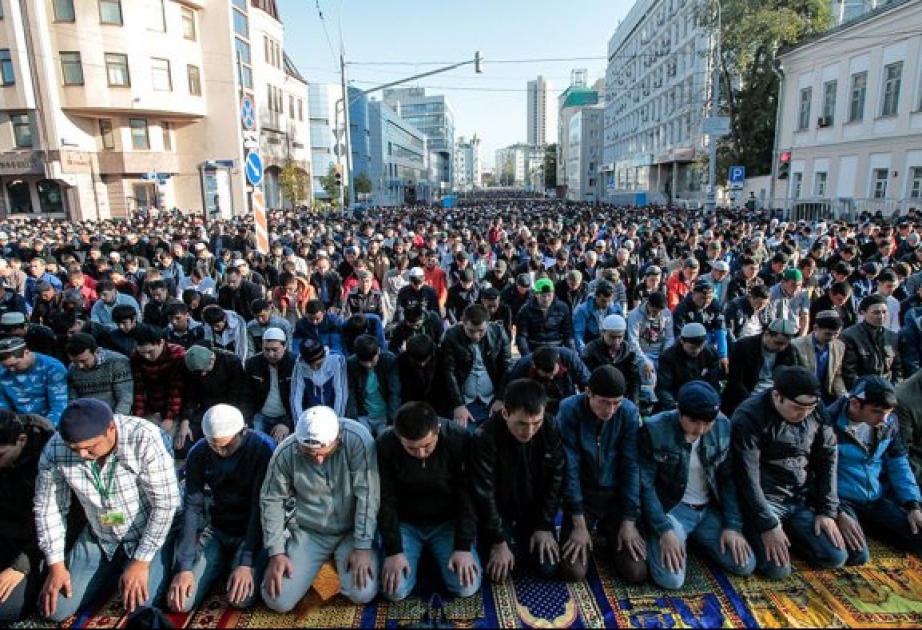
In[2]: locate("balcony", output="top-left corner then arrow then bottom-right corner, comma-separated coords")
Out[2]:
96,151 -> 180,175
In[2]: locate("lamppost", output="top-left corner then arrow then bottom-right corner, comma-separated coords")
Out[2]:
705,0 -> 722,211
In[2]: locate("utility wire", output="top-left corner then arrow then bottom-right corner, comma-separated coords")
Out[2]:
315,0 -> 339,65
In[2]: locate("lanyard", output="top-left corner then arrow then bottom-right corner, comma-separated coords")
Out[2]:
90,457 -> 118,501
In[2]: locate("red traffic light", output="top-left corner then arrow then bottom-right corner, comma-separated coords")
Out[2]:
780,151 -> 791,162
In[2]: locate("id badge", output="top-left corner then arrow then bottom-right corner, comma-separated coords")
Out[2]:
100,511 -> 126,527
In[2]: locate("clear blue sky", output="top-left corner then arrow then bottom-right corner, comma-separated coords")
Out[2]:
276,0 -> 632,169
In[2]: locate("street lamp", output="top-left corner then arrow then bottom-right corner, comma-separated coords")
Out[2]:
705,0 -> 722,211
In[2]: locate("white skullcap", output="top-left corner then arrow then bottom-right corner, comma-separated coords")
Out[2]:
202,404 -> 245,439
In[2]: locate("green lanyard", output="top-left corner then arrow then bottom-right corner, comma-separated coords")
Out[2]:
90,457 -> 118,501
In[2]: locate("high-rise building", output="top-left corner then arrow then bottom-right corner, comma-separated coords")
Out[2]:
527,76 -> 557,146
383,87 -> 455,196
557,70 -> 601,198
308,83 -> 342,201
454,134 -> 482,191
0,0 -> 308,219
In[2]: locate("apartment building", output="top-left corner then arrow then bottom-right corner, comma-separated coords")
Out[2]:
527,76 -> 557,147
454,134 -> 481,191
774,0 -> 922,217
0,0 -> 307,220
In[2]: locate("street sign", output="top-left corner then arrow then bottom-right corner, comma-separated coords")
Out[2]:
244,151 -> 264,186
701,116 -> 731,136
243,131 -> 259,150
241,94 -> 256,131
728,165 -> 746,189
252,189 -> 269,254
142,171 -> 157,181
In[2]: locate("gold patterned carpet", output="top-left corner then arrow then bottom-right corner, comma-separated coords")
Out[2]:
38,538 -> 922,628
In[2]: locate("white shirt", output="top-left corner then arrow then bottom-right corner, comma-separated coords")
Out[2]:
681,438 -> 710,506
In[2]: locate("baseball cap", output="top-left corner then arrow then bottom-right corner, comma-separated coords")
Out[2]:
534,278 -> 554,294
850,376 -> 898,408
677,381 -> 721,421
782,268 -> 803,282
683,257 -> 700,269
773,366 -> 821,401
680,322 -> 707,340
408,267 -> 425,278
711,261 -> 730,272
516,273 -> 532,288
295,406 -> 340,449
644,265 -> 663,276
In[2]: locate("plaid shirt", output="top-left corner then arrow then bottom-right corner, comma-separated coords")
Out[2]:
34,415 -> 180,565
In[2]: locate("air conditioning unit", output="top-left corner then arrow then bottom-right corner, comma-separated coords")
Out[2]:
817,116 -> 832,128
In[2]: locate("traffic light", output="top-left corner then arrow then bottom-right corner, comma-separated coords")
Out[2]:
474,51 -> 483,74
333,164 -> 343,187
778,151 -> 791,180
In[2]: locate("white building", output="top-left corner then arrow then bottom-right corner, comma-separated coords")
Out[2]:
454,134 -> 482,190
602,0 -> 714,207
308,83 -> 342,201
774,0 -> 922,217
557,70 -> 601,198
527,76 -> 557,147
565,105 -> 604,202
0,0 -> 307,220
495,143 -> 544,189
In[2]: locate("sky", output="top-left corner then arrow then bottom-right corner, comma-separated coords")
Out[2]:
276,0 -> 633,169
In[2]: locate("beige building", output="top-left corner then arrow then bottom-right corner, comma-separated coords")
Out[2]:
0,0 -> 308,221
774,0 -> 922,216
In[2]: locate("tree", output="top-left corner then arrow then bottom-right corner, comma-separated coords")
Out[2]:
543,143 -> 558,189
706,0 -> 832,181
278,158 -> 309,209
353,173 -> 372,203
320,165 -> 348,207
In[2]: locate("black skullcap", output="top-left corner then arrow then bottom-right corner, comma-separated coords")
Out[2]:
59,398 -> 114,443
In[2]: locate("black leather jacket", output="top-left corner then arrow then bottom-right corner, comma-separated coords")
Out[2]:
439,322 -> 512,410
470,413 -> 566,544
243,351 -> 296,426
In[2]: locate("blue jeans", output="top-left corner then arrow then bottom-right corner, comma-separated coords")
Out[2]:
745,501 -> 849,580
648,503 -> 756,590
253,413 -> 290,435
846,498 -> 922,559
44,526 -> 173,623
357,415 -> 388,438
260,529 -> 379,613
173,526 -> 267,613
383,522 -> 481,601
0,568 -> 42,623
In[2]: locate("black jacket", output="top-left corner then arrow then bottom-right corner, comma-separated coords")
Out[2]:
244,351 -> 296,427
723,295 -> 773,343
439,322 -> 512,411
655,343 -> 722,410
183,350 -> 250,422
376,419 -> 477,556
310,270 -> 344,310
514,298 -> 575,355
731,390 -> 838,533
344,288 -> 384,320
809,293 -> 857,330
840,322 -> 903,389
582,338 -> 642,402
397,351 -> 439,407
218,280 -> 263,321
345,350 -> 401,423
499,284 -> 531,321
721,334 -> 795,415
470,412 -> 566,544
387,309 -> 444,354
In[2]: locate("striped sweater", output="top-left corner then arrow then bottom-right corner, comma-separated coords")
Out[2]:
67,348 -> 134,415
131,343 -> 186,422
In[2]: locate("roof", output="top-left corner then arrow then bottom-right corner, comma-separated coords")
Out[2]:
560,86 -> 599,109
780,0 -> 914,57
284,52 -> 306,83
250,0 -> 279,21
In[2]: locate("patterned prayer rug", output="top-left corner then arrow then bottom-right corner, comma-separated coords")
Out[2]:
22,538 -> 920,628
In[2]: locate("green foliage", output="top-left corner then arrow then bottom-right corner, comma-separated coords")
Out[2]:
708,0 -> 833,181
544,144 -> 558,189
319,165 -> 349,206
278,158 -> 309,208
353,173 -> 372,195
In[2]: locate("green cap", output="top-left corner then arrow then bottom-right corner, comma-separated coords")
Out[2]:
534,278 -> 554,294
782,268 -> 803,282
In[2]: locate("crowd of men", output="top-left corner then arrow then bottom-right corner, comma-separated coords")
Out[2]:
1,198 -> 922,623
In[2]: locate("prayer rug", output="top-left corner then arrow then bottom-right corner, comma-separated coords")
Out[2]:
20,538 -> 921,628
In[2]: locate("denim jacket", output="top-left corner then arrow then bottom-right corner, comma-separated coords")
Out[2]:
639,410 -> 743,536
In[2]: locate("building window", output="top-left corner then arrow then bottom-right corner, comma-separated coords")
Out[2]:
130,118 -> 149,150
105,53 -> 130,86
0,2 -> 4,19
53,0 -> 75,22
232,10 -> 248,38
11,114 -> 32,148
235,39 -> 251,89
797,87 -> 812,130
910,167 -> 922,199
60,51 -> 84,85
232,0 -> 246,9
821,80 -> 836,124
162,121 -> 172,151
99,0 -> 123,25
187,65 -> 201,96
152,0 -> 166,32
881,61 -> 902,117
37,180 -> 64,214
298,99 -> 304,121
151,58 -> 172,91
182,7 -> 196,40
792,172 -> 803,198
814,171 -> 827,196
873,168 -> 889,198
289,94 -> 295,118
0,49 -> 12,86
99,119 -> 114,150
848,72 -> 866,122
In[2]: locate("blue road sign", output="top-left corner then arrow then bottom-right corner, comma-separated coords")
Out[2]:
729,165 -> 746,185
241,95 -> 256,131
244,151 -> 264,186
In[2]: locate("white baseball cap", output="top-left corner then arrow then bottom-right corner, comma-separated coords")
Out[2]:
295,406 -> 340,448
